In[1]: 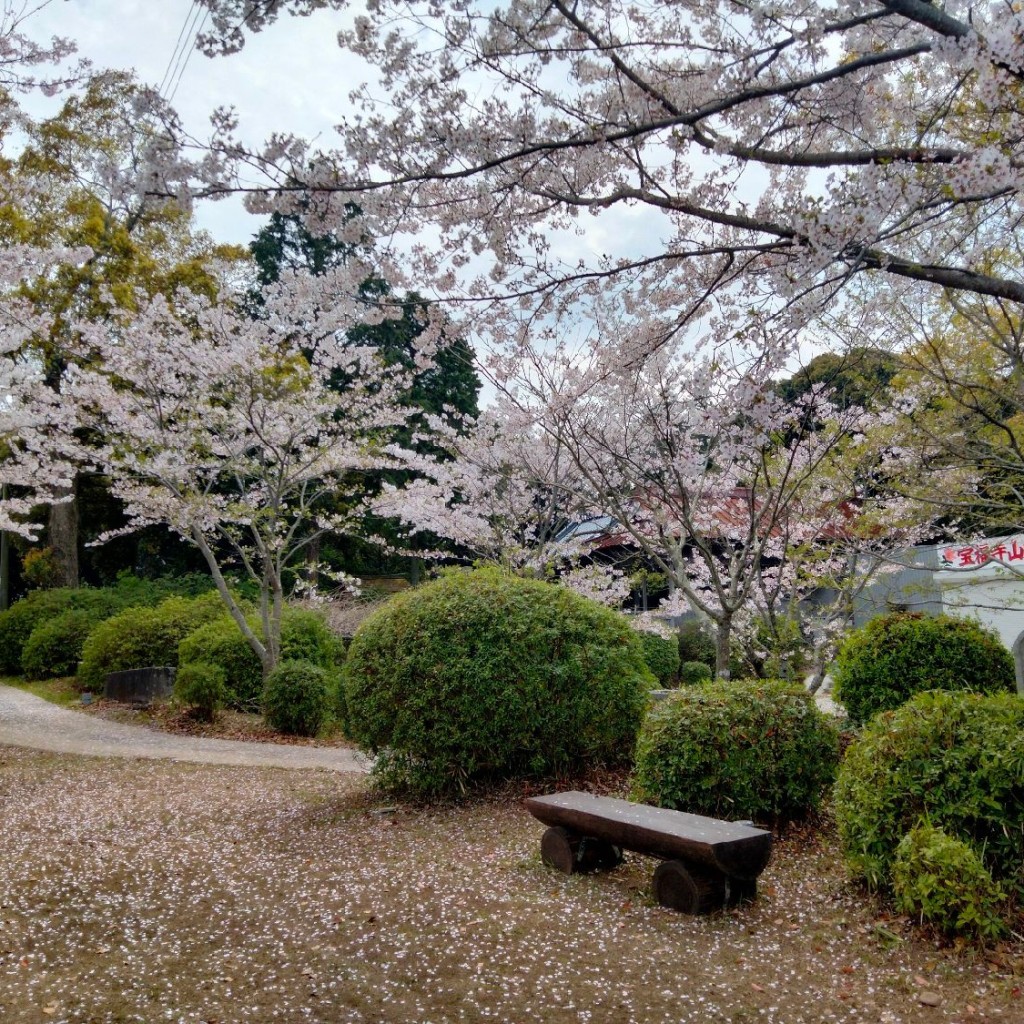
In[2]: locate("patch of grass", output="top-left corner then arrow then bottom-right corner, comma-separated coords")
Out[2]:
0,749 -> 1020,1024
3,674 -> 82,707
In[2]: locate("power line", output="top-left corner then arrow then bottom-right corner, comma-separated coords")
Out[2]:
167,7 -> 210,103
158,0 -> 201,99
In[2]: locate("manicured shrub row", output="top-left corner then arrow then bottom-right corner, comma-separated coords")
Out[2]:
344,568 -> 654,797
834,612 -> 1015,724
0,573 -> 218,677
77,593 -> 226,692
632,678 -> 840,822
20,609 -> 105,680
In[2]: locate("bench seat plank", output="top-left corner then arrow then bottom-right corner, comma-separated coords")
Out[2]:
525,791 -> 771,880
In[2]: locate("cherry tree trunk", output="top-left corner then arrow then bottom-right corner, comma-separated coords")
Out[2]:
47,482 -> 79,588
715,616 -> 732,680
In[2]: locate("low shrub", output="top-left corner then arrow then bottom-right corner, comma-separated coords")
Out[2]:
0,589 -> 79,674
263,659 -> 330,736
77,592 -> 226,693
0,577 -> 221,677
636,630 -> 680,686
892,824 -> 1007,942
179,607 -> 345,711
20,609 -> 104,680
678,660 -> 712,686
173,661 -> 227,722
632,678 -> 841,822
833,612 -> 1015,724
834,690 -> 1024,896
344,568 -> 653,797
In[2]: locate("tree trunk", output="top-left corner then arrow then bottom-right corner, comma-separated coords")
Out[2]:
0,527 -> 9,611
715,616 -> 732,679
48,481 -> 78,588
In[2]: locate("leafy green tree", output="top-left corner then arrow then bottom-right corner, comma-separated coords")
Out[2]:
0,71 -> 247,588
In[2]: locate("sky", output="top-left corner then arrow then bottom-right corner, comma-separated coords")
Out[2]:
22,0 -> 367,245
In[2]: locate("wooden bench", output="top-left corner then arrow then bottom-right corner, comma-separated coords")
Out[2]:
524,791 -> 772,915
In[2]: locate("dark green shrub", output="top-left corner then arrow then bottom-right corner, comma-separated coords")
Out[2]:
173,661 -> 227,722
632,679 -> 841,822
179,617 -> 263,710
263,659 -> 330,736
678,660 -> 713,686
77,592 -> 226,692
20,609 -> 105,680
280,608 -> 347,670
0,577 -> 220,677
0,589 -> 86,674
636,630 -> 680,685
179,607 -> 345,711
834,690 -> 1024,896
677,621 -> 716,669
834,612 -> 1015,724
344,568 -> 654,797
892,824 -> 1007,942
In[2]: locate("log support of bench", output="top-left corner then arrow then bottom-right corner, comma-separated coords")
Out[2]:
540,826 -> 623,875
526,791 -> 771,916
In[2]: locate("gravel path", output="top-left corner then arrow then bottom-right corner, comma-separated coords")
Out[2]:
0,683 -> 369,772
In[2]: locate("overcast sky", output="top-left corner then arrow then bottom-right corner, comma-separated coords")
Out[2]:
23,0 -> 366,245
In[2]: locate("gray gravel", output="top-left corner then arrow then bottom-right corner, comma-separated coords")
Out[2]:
0,683 -> 369,772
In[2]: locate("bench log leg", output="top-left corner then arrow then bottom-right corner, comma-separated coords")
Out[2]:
652,860 -> 727,914
540,827 -> 623,875
725,877 -> 757,907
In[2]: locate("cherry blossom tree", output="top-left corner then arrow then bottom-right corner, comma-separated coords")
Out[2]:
188,0 -> 1024,348
70,269 -> 451,677
484,316 -> 924,677
0,4 -> 94,545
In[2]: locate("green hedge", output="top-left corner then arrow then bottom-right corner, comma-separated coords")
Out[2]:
834,690 -> 1024,898
636,630 -> 680,686
0,575 -> 219,676
834,612 -> 1015,724
77,593 -> 226,693
892,825 -> 1007,942
20,609 -> 106,680
173,662 -> 227,722
344,568 -> 654,797
678,660 -> 712,686
632,679 -> 840,822
178,607 -> 345,711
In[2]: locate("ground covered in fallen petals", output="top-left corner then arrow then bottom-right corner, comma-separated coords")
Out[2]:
0,747 -> 1020,1024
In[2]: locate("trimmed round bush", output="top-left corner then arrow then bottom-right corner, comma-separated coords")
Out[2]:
834,690 -> 1024,896
632,679 -> 841,822
678,660 -> 713,686
179,607 -> 345,711
892,824 -> 1007,942
263,659 -> 330,736
344,568 -> 654,797
20,609 -> 105,680
77,592 -> 226,692
173,661 -> 227,722
834,612 -> 1015,724
636,630 -> 680,685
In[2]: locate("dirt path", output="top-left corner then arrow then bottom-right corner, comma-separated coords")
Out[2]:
0,683 -> 369,772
